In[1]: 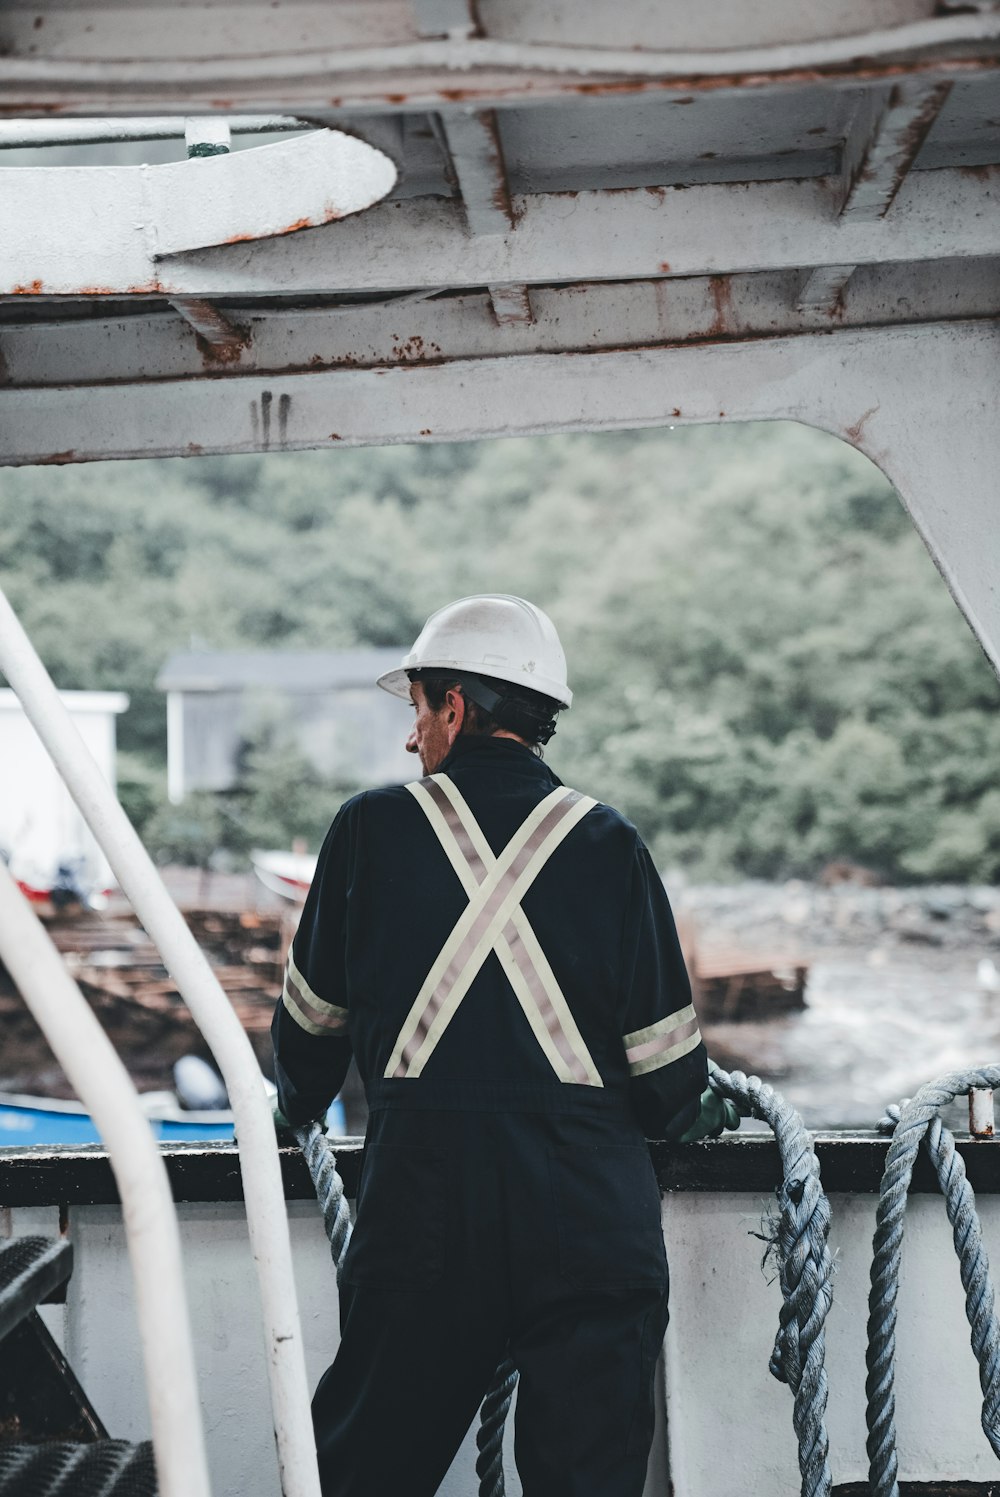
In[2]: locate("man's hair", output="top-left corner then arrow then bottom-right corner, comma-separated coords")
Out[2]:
410,669 -> 562,748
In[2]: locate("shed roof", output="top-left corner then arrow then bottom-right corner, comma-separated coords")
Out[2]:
156,649 -> 405,694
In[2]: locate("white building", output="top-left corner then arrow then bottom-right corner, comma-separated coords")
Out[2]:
157,649 -> 413,805
0,689 -> 128,900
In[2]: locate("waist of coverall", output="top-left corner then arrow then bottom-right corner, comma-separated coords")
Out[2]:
367,1076 -> 634,1119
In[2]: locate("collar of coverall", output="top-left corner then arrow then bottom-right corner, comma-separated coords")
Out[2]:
435,734 -> 563,784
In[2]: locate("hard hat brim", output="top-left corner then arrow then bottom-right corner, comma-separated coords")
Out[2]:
375,667 -> 413,700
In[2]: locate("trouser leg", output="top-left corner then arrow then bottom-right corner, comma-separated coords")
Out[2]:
511,1288 -> 669,1497
312,1277 -> 508,1497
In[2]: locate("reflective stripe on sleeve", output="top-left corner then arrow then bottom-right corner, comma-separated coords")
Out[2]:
281,947 -> 349,1037
623,1004 -> 701,1078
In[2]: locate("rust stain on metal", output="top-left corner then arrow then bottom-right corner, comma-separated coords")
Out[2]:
223,215 -> 315,246
322,51 -> 1000,118
420,428 -> 432,436
659,261 -> 671,272
870,82 -> 952,216
671,408 -> 681,417
708,274 -> 734,335
329,433 -> 341,441
391,334 -> 430,360
12,281 -> 44,295
194,332 -> 246,367
185,442 -> 204,456
960,163 -> 1000,180
482,109 -> 516,227
844,404 -> 880,443
34,450 -> 76,465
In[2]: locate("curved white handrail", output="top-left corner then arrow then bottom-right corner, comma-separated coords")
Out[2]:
0,863 -> 211,1497
0,586 -> 321,1497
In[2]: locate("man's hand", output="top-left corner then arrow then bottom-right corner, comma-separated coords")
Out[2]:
272,1102 -> 327,1144
678,1087 -> 741,1143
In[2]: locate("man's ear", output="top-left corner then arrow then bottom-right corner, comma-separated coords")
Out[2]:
444,687 -> 466,737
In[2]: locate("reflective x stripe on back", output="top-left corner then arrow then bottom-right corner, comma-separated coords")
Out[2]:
384,775 -> 602,1085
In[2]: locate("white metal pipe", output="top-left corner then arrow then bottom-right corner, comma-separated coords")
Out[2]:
0,861 -> 211,1497
2,14 -> 998,89
969,1088 -> 995,1138
0,585 -> 321,1497
0,117 -> 304,149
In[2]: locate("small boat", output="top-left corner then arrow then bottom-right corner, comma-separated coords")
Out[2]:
250,849 -> 318,904
0,1089 -> 236,1146
0,1088 -> 347,1148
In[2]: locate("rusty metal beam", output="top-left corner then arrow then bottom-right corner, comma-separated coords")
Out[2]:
839,79 -> 953,219
169,298 -> 250,363
142,169 -> 1000,301
3,261 -> 999,390
5,322 -> 1000,723
796,264 -> 857,315
436,109 -> 514,235
1,13 -> 999,114
488,284 -> 532,325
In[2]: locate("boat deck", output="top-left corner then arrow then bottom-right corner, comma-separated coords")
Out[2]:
3,1134 -> 999,1496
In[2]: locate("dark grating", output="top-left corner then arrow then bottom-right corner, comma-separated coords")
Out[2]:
0,1441 -> 157,1496
0,1242 -> 51,1296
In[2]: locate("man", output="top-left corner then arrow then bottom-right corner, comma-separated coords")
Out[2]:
272,594 -> 734,1497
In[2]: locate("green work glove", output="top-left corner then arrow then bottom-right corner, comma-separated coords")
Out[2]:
679,1087 -> 741,1143
272,1102 -> 328,1142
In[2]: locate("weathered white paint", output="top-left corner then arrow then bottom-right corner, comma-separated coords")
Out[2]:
970,1088 -> 996,1136
7,262 -> 1000,389
2,320 -> 997,680
664,1186 -> 1000,1490
0,871 -> 212,1497
6,1183 -> 998,1492
838,78 -> 953,218
137,169 -> 1000,298
0,688 -> 126,896
436,109 -> 514,235
1,9 -> 999,111
0,117 -> 304,149
0,129 -> 397,295
0,589 -> 322,1497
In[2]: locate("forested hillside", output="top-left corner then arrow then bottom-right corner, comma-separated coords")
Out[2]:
2,421 -> 998,882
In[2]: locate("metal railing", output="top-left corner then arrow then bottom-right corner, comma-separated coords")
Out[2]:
0,861 -> 211,1497
0,584 -> 321,1497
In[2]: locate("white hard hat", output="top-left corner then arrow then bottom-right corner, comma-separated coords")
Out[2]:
376,594 -> 572,708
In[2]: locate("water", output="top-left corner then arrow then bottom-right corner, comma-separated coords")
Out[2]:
678,881 -> 1000,1129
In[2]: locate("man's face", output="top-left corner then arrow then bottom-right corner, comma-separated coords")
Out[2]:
406,680 -> 464,774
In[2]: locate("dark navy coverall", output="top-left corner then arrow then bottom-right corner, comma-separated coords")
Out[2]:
272,736 -> 708,1497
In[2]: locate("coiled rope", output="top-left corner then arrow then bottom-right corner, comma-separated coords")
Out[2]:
708,1063 -> 835,1497
294,1122 -> 515,1497
867,1065 -> 1000,1497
